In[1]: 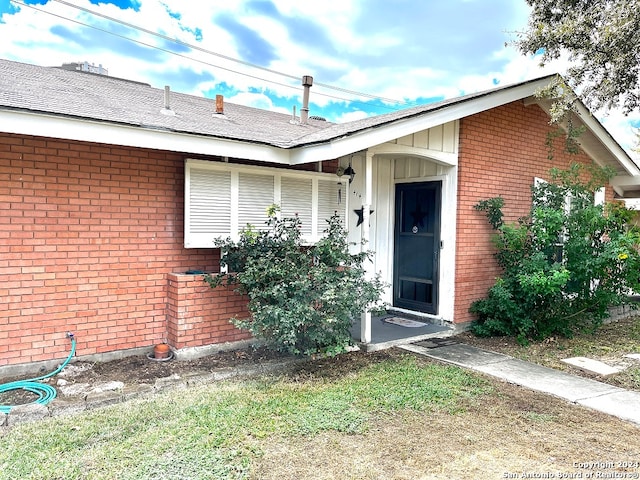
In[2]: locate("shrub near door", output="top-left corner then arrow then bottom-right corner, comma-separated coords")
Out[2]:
470,164 -> 640,344
204,208 -> 386,356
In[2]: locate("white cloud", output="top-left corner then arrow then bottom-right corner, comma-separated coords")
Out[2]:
600,111 -> 640,160
333,110 -> 369,123
0,0 -> 636,160
226,91 -> 290,115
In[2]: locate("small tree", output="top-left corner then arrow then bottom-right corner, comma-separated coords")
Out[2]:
204,208 -> 385,356
514,0 -> 640,115
471,164 -> 640,344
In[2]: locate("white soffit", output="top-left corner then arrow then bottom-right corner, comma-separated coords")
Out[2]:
574,102 -> 640,176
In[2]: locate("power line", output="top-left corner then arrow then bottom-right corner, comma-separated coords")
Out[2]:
50,0 -> 414,106
50,0 -> 300,83
12,0 -> 419,110
10,0 -> 302,92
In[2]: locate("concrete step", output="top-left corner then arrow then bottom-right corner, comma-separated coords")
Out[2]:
561,357 -> 623,376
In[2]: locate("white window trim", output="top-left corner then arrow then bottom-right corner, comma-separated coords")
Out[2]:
185,159 -> 348,248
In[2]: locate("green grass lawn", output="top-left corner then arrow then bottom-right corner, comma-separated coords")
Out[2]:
0,354 -> 490,480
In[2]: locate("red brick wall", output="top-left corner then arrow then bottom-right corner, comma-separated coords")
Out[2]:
0,105 -> 618,365
166,274 -> 251,349
0,132 -> 343,369
454,101 -> 606,324
0,133 -> 224,367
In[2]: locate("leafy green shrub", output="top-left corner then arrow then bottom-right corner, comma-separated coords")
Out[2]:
204,208 -> 385,356
471,164 -> 640,344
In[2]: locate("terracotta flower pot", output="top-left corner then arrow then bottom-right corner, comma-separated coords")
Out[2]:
154,343 -> 171,359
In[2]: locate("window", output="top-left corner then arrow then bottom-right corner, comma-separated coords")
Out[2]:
533,177 -> 605,263
184,159 -> 348,248
533,176 -> 569,263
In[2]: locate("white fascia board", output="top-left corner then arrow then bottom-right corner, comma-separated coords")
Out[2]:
573,103 -> 640,176
289,78 -> 555,165
610,174 -> 640,189
528,97 -> 640,177
0,109 -> 291,165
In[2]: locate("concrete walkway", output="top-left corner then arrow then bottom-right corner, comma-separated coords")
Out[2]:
400,341 -> 640,427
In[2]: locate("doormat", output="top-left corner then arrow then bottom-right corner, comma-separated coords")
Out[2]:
382,316 -> 428,328
414,338 -> 458,349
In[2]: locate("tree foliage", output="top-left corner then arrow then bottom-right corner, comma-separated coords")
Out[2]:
470,163 -> 640,344
204,208 -> 385,356
515,0 -> 640,114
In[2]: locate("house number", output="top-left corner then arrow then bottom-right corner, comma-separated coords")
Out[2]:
412,226 -> 418,234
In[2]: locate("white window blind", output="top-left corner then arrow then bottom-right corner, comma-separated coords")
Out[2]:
187,168 -> 231,237
238,173 -> 274,231
185,159 -> 348,248
318,179 -> 345,234
281,176 -> 313,236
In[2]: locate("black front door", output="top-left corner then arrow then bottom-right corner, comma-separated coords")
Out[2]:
393,181 -> 441,314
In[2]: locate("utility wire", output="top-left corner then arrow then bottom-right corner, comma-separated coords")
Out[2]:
13,0 -> 419,110
50,0 -> 300,83
10,0 -> 302,93
50,0 -> 413,105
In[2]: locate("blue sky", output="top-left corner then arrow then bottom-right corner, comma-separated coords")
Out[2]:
0,0 -> 638,155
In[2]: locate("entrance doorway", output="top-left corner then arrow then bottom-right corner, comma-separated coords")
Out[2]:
393,181 -> 442,314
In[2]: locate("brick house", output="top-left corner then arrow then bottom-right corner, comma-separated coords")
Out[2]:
2,58 -> 639,374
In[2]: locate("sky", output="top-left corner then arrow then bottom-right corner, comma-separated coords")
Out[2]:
0,0 -> 638,158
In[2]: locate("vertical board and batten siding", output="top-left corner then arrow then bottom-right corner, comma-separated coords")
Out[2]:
346,121 -> 459,318
371,157 -> 394,303
395,122 -> 457,152
185,159 -> 348,247
317,179 -> 346,231
395,158 -> 441,179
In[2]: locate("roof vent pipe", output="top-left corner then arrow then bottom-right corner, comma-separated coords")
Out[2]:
215,94 -> 224,114
301,75 -> 313,124
161,85 -> 176,116
164,85 -> 171,110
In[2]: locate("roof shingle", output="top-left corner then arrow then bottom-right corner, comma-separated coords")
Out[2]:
0,58 -> 555,150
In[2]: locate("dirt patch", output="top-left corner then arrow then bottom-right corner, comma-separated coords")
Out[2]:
251,378 -> 640,480
2,315 -> 638,411
67,345 -> 288,384
1,345 -> 401,409
0,345 -> 290,407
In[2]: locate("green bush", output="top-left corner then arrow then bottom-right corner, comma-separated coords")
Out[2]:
204,207 -> 385,356
471,164 -> 640,344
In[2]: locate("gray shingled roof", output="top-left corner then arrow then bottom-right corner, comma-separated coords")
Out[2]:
294,76 -> 557,146
0,58 -> 333,148
0,58 -> 558,150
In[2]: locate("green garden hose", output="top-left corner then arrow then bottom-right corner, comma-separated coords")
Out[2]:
0,333 -> 76,414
